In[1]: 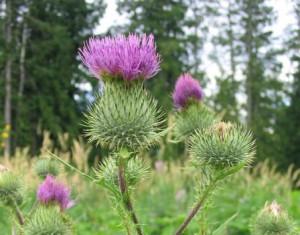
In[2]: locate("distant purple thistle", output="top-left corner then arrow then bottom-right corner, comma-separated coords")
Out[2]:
79,33 -> 160,82
172,73 -> 203,110
37,175 -> 75,211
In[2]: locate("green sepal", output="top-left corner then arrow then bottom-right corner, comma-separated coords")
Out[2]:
0,171 -> 23,207
84,80 -> 165,150
173,103 -> 219,141
22,206 -> 73,235
190,122 -> 255,169
249,202 -> 298,235
34,156 -> 60,178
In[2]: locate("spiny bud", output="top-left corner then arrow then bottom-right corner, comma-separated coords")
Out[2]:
22,206 -> 72,235
250,201 -> 297,235
190,122 -> 255,169
0,164 -> 8,172
0,171 -> 22,205
34,157 -> 60,178
173,103 -> 219,141
85,80 -> 164,150
95,156 -> 149,188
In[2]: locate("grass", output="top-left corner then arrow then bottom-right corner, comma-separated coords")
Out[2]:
0,135 -> 299,234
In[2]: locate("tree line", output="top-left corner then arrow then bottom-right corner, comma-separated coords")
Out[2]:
1,0 -> 299,170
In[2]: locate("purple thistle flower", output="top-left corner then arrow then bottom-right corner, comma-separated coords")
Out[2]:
172,73 -> 203,110
79,33 -> 160,82
37,175 -> 75,211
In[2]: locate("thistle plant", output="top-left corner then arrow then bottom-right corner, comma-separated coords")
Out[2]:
0,159 -> 74,234
78,33 -> 163,235
174,121 -> 255,235
250,201 -> 298,235
48,32 -> 256,235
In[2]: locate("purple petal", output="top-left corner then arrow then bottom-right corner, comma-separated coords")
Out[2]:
172,73 -> 203,110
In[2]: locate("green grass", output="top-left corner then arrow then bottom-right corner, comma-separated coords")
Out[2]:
1,162 -> 299,234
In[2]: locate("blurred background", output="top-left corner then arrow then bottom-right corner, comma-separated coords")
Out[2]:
0,0 -> 300,234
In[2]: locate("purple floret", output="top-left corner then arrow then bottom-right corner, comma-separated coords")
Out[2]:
37,175 -> 75,211
172,73 -> 203,110
79,33 -> 160,81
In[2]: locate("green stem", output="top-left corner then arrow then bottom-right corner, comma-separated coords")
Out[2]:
174,181 -> 217,235
12,198 -> 24,225
118,157 -> 143,235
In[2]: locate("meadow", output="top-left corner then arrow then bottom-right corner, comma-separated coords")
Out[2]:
1,135 -> 299,235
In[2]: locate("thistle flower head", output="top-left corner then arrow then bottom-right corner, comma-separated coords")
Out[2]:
85,81 -> 164,150
0,164 -> 8,172
34,157 -> 60,178
172,73 -> 203,110
190,122 -> 255,169
79,33 -> 160,81
37,175 -> 75,211
22,206 -> 72,235
173,103 -> 219,140
95,156 -> 149,188
0,171 -> 22,205
250,201 -> 297,235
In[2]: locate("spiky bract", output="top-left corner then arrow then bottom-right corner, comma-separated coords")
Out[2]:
95,156 -> 149,188
22,206 -> 72,235
174,103 -> 219,140
250,202 -> 297,235
190,122 -> 255,168
34,157 -> 60,178
0,172 -> 22,205
85,80 -> 164,150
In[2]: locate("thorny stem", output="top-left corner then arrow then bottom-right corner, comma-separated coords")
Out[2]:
174,181 -> 217,235
118,157 -> 143,235
27,199 -> 38,217
12,198 -> 24,225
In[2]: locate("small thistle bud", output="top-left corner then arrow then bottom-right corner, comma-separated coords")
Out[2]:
174,103 -> 219,140
250,201 -> 297,235
190,122 -> 255,169
37,175 -> 75,211
0,164 -> 8,172
0,171 -> 22,205
34,157 -> 60,178
22,206 -> 72,235
95,157 -> 149,188
85,81 -> 164,150
172,73 -> 203,110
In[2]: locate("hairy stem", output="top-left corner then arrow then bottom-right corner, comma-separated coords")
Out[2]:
12,199 -> 24,225
118,157 -> 143,235
174,181 -> 217,235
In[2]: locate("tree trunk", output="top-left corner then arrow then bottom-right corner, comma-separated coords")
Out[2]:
4,0 -> 12,159
245,0 -> 254,126
14,19 -> 28,148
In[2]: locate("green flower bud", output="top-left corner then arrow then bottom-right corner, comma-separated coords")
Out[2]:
95,156 -> 149,188
0,171 -> 22,205
85,80 -> 164,150
22,206 -> 72,235
190,122 -> 255,169
174,103 -> 219,141
250,201 -> 297,235
0,164 -> 8,172
34,157 -> 60,178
